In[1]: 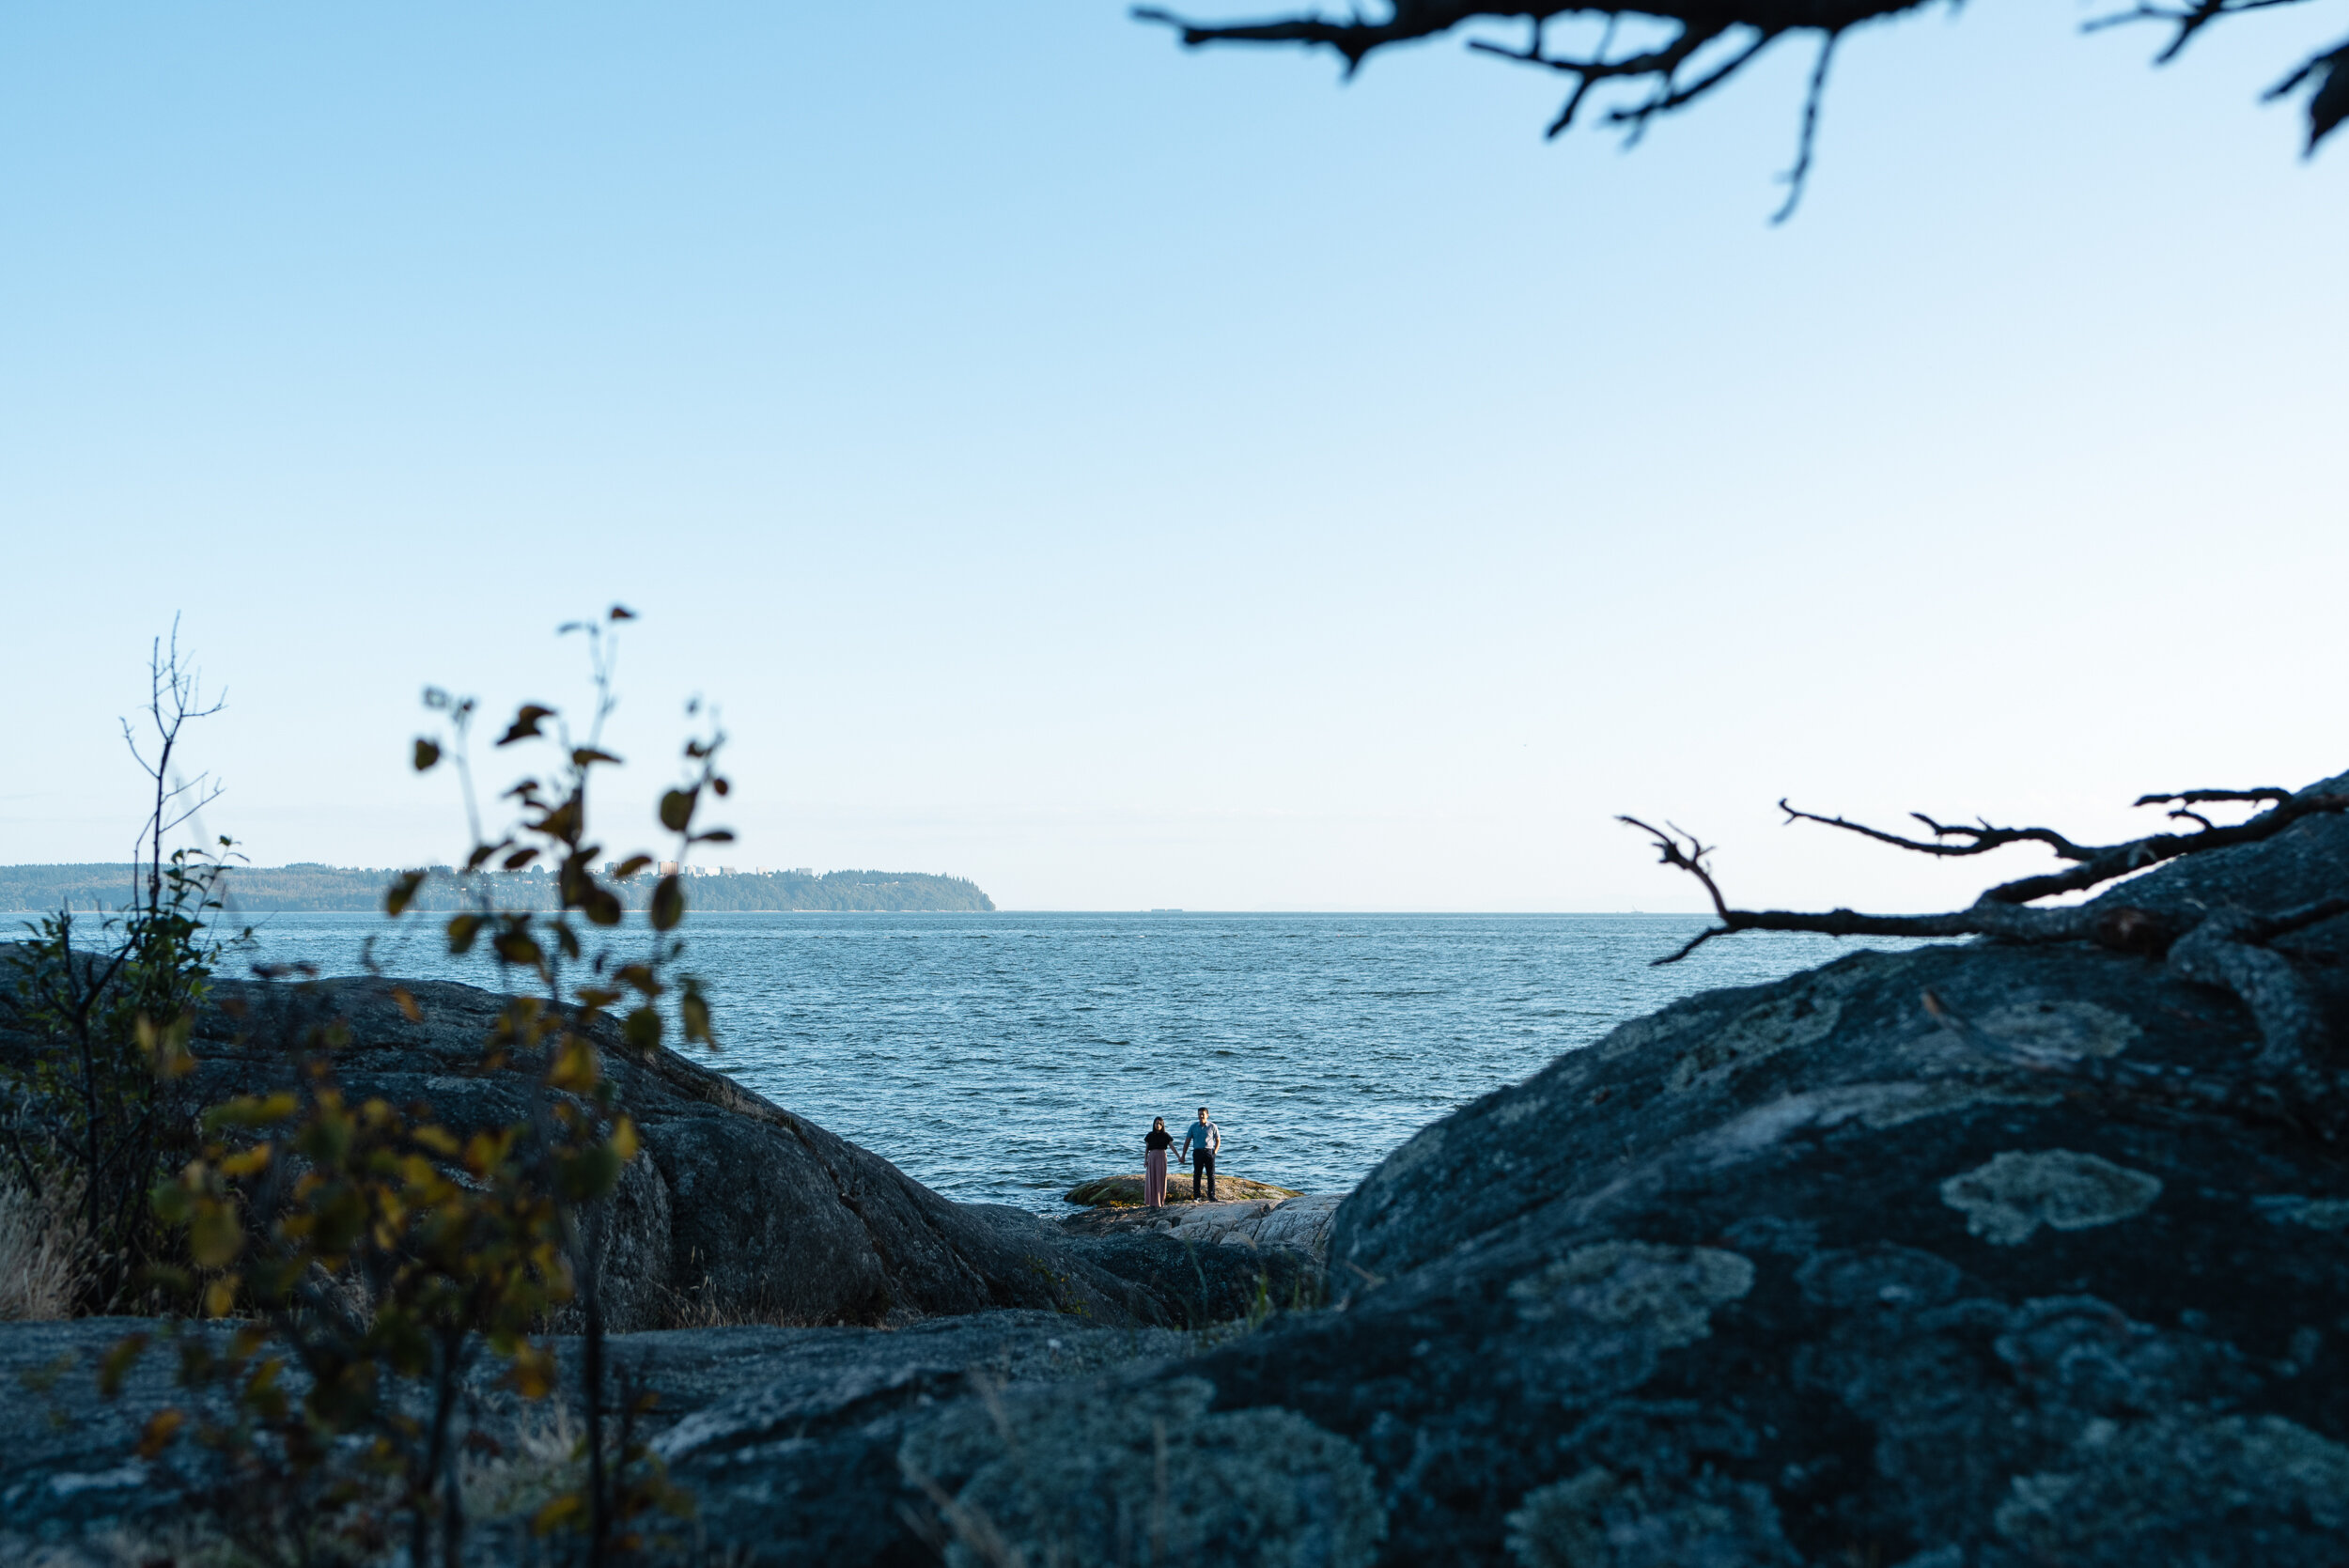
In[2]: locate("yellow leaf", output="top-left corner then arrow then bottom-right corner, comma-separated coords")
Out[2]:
410,1124 -> 460,1157
138,1012 -> 199,1079
610,1116 -> 639,1162
390,986 -> 423,1022
203,1093 -> 297,1132
508,1341 -> 558,1400
189,1205 -> 245,1269
532,1493 -> 589,1536
136,1408 -> 185,1459
546,1035 -> 600,1094
203,1276 -> 239,1319
98,1332 -> 151,1396
542,1047 -> 597,1098
219,1144 -> 272,1179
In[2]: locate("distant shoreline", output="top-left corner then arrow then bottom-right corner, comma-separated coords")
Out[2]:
0,862 -> 995,916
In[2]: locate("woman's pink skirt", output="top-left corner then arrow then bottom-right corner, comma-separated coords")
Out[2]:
1143,1148 -> 1169,1207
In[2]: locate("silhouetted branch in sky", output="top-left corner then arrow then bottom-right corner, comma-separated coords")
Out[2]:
1620,785 -> 2349,1134
1137,0 -> 2349,211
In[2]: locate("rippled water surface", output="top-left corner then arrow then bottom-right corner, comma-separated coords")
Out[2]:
193,911 -> 1917,1209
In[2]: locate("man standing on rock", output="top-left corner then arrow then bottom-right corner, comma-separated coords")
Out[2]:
1183,1106 -> 1221,1203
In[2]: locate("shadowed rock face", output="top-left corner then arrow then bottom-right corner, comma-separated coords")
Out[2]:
164,976 -> 1175,1330
1059,1191 -> 1342,1259
152,978 -> 1333,1334
0,1312 -> 1192,1558
1166,773 -> 2349,1567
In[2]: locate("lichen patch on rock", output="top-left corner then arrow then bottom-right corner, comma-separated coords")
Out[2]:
1938,1149 -> 2163,1245
1664,988 -> 1843,1094
1503,1464 -> 1799,1568
2254,1194 -> 2349,1231
1970,1000 -> 2141,1060
1509,1242 -> 1754,1348
1993,1415 -> 2349,1560
1857,1079 -> 2063,1130
1793,1244 -> 1964,1312
898,1377 -> 1385,1568
1701,1079 -> 2062,1160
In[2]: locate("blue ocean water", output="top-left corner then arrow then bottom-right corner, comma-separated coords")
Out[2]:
144,910 -> 1921,1209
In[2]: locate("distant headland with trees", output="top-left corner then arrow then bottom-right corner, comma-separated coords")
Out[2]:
0,862 -> 995,914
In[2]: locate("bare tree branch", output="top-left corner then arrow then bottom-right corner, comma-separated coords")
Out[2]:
2265,36 -> 2349,152
2082,0 -> 2310,63
1776,790 -> 2349,908
1135,0 -> 2346,206
1641,787 -> 2349,959
2133,787 -> 2294,806
119,617 -> 226,917
1770,28 -> 1841,221
1623,784 -> 2349,1133
1778,800 -> 2100,862
1140,2 -> 1872,209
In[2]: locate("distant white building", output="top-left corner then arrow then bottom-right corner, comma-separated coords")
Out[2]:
659,860 -> 679,876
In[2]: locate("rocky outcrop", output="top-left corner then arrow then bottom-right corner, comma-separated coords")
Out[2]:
161,974 -> 1178,1330
1165,771 -> 2349,1566
634,771 -> 2349,1562
955,1199 -> 1320,1326
0,1312 -> 1190,1560
1065,1172 -> 1300,1206
1052,1189 -> 1344,1325
1060,1191 -> 1343,1264
151,975 -> 1351,1332
10,772 -> 2346,1564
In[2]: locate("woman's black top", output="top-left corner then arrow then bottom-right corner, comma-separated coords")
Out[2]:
1144,1128 -> 1174,1151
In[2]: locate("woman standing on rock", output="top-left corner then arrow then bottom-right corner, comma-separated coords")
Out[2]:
1143,1116 -> 1174,1208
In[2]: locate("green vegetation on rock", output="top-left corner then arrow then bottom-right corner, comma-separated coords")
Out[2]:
1065,1172 -> 1299,1207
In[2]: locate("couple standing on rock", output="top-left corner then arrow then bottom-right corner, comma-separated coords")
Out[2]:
1142,1107 -> 1221,1207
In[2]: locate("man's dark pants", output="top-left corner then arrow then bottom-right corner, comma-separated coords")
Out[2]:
1191,1150 -> 1217,1202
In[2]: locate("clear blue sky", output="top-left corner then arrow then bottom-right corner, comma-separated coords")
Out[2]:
5,0 -> 2343,911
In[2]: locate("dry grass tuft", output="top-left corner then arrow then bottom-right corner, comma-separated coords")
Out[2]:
462,1396 -> 586,1523
0,1174 -> 93,1320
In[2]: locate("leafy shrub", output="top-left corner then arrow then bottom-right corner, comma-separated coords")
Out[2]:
0,628 -> 233,1313
118,608 -> 722,1565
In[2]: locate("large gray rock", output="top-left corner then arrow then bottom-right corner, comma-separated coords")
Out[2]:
1059,1191 -> 1345,1265
199,977 -> 1193,1328
1168,773 -> 2349,1566
651,772 -> 2349,1564
0,1312 -> 1191,1561
0,1318 -> 196,1546
0,963 -> 1176,1330
1049,1196 -> 1338,1325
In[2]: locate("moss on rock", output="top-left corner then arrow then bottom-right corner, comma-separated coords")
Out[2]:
1065,1172 -> 1300,1207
